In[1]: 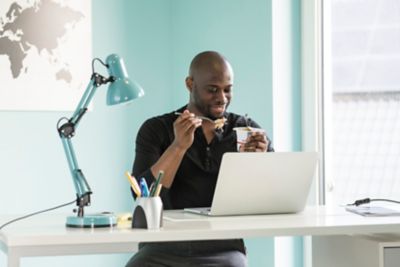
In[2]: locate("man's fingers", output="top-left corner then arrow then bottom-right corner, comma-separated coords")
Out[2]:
243,140 -> 267,152
176,115 -> 201,130
182,118 -> 202,132
248,133 -> 266,142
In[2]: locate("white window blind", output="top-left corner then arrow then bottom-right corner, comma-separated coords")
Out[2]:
324,0 -> 400,205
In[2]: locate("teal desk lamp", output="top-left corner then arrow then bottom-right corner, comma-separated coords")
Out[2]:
57,54 -> 144,228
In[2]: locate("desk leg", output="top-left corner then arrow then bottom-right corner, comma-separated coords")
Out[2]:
8,249 -> 20,267
312,235 -> 379,267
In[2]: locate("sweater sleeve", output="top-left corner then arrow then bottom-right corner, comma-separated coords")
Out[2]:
131,117 -> 172,207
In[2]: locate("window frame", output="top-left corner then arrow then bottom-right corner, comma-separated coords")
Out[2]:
301,0 -> 324,205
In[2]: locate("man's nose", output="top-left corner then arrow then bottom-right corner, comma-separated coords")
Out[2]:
215,89 -> 227,103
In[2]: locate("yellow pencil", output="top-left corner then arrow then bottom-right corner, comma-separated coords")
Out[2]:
125,171 -> 141,197
155,183 -> 163,197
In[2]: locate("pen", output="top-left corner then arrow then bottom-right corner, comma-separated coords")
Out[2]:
140,177 -> 150,197
125,171 -> 141,197
150,170 -> 164,197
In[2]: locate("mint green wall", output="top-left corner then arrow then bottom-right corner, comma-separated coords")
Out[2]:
170,0 -> 274,138
292,0 -> 304,265
291,0 -> 302,151
0,1 -> 302,266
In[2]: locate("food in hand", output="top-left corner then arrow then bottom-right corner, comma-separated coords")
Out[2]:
214,117 -> 227,129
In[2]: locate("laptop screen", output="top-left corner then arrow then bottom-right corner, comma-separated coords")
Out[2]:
185,152 -> 318,216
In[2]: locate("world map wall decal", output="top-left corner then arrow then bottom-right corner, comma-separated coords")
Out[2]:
0,0 -> 91,111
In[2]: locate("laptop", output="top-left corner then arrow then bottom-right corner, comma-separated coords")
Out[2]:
184,152 -> 318,216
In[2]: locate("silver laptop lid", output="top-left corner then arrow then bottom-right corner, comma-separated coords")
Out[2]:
208,152 -> 318,216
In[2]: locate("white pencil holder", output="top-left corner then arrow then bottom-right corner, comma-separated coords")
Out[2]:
132,197 -> 163,229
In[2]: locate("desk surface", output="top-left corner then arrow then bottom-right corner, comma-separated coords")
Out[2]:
2,206 -> 400,248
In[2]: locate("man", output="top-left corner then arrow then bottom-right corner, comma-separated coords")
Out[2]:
126,51 -> 273,267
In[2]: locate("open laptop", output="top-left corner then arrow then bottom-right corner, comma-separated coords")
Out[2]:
184,152 -> 318,216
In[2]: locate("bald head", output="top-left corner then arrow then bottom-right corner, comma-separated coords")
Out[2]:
188,51 -> 233,80
185,51 -> 233,119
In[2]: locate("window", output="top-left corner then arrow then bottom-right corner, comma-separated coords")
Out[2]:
322,0 -> 400,205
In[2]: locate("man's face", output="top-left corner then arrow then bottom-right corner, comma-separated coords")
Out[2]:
187,67 -> 233,119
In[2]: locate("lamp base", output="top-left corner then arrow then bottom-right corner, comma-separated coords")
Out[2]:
66,213 -> 117,228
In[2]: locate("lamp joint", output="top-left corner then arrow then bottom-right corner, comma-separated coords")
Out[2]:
58,121 -> 75,138
75,193 -> 91,217
92,73 -> 114,87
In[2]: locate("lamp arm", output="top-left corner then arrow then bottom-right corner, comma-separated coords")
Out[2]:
57,73 -> 111,217
71,73 -> 112,127
60,137 -> 91,217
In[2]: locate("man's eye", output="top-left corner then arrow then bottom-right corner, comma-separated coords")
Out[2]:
208,87 -> 218,93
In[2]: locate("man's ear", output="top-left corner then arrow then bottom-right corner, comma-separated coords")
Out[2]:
185,77 -> 193,92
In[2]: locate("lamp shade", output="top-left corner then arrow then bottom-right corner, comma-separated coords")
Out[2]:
105,54 -> 144,106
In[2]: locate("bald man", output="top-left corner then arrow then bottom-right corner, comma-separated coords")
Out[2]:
126,51 -> 274,267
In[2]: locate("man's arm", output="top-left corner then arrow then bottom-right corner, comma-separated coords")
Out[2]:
150,110 -> 201,188
133,110 -> 201,190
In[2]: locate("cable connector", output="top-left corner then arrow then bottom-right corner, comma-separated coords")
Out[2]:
347,198 -> 400,207
352,198 -> 371,206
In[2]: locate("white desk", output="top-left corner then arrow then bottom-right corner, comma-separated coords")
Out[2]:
1,206 -> 400,267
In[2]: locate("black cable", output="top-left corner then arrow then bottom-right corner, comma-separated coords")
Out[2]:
91,58 -> 108,74
0,199 -> 76,230
56,117 -> 69,129
347,198 -> 400,206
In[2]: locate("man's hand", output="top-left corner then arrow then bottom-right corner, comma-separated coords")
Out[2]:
172,110 -> 202,151
239,132 -> 268,152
